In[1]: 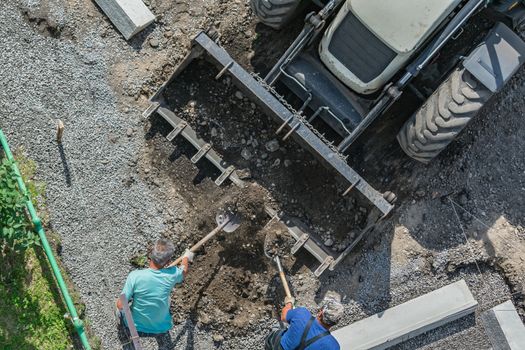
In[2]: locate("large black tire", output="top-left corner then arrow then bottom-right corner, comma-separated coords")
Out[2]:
250,0 -> 303,30
397,68 -> 493,163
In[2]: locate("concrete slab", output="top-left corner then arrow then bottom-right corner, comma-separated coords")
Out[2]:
332,280 -> 478,349
94,0 -> 155,40
482,300 -> 525,350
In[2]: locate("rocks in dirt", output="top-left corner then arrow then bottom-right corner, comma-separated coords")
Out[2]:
415,189 -> 426,198
213,334 -> 225,342
241,148 -> 252,160
284,159 -> 292,167
149,38 -> 160,48
126,127 -> 134,137
236,168 -> 252,180
235,91 -> 244,100
265,139 -> 280,153
459,193 -> 469,205
324,238 -> 334,247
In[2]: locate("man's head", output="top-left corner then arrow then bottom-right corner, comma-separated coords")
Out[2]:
149,239 -> 175,268
317,297 -> 344,328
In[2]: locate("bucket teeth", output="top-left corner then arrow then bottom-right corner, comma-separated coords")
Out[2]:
215,166 -> 235,186
166,121 -> 187,141
191,143 -> 212,164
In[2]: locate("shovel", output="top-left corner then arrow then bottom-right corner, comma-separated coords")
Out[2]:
263,224 -> 293,301
169,210 -> 241,267
272,255 -> 292,300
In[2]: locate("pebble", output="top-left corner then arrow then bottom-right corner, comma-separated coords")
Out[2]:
265,139 -> 280,152
415,189 -> 426,198
235,91 -> 243,99
241,148 -> 252,160
324,238 -> 334,247
213,334 -> 225,342
236,168 -> 252,179
284,159 -> 292,167
149,38 -> 160,48
459,193 -> 468,205
126,128 -> 133,137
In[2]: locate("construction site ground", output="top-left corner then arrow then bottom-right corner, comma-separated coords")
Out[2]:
1,0 -> 524,349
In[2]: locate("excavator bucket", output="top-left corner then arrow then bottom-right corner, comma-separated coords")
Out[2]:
143,30 -> 395,275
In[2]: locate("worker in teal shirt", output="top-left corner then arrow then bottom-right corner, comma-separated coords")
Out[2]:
116,238 -> 194,334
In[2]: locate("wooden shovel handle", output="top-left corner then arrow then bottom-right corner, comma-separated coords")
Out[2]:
119,294 -> 142,350
279,271 -> 292,299
170,219 -> 230,267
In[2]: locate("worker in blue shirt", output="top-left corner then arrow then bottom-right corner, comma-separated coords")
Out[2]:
115,238 -> 194,334
265,296 -> 343,350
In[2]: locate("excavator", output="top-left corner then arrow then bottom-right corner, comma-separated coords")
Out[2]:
144,0 -> 525,275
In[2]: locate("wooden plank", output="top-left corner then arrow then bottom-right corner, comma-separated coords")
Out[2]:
119,294 -> 142,350
93,0 -> 155,40
332,280 -> 478,350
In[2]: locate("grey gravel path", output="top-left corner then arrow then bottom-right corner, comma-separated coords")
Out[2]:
0,2 -> 167,348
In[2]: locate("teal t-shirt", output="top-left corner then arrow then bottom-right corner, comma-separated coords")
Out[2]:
122,266 -> 184,334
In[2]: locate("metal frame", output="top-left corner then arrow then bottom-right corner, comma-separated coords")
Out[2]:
143,28 -> 395,274
265,206 -> 380,276
203,32 -> 387,214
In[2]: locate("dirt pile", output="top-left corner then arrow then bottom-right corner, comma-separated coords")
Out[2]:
166,184 -> 291,335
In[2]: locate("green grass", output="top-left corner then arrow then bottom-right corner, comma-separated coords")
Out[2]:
0,247 -> 74,349
0,150 -> 77,349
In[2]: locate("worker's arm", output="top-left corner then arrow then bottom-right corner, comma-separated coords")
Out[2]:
179,249 -> 194,276
280,296 -> 295,322
117,273 -> 135,310
180,257 -> 190,276
116,297 -> 123,310
281,302 -> 293,321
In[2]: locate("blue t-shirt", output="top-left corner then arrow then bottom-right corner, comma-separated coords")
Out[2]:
280,307 -> 340,350
122,266 -> 184,334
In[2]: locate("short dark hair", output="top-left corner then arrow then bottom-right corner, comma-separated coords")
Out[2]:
149,239 -> 175,267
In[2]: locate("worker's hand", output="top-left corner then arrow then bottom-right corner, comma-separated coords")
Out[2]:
183,249 -> 195,263
284,296 -> 295,306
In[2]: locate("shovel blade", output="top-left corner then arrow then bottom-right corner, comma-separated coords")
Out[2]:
216,210 -> 241,233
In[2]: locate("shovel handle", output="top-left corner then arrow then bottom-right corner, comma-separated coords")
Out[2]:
274,256 -> 292,299
279,271 -> 292,299
170,219 -> 230,267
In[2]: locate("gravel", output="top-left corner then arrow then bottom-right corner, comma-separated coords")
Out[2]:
0,2 -> 167,348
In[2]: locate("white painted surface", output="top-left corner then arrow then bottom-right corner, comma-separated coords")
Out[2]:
319,0 -> 460,94
332,280 -> 478,350
350,0 -> 461,53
